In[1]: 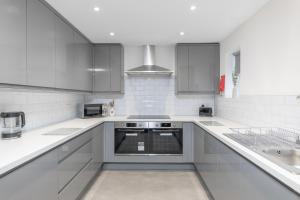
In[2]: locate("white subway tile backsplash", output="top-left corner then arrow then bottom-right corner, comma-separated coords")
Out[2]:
216,95 -> 300,130
0,89 -> 84,131
86,77 -> 214,116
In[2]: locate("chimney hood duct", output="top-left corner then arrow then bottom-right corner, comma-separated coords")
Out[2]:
125,45 -> 173,76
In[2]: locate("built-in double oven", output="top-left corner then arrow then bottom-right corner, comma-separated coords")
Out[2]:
114,122 -> 183,155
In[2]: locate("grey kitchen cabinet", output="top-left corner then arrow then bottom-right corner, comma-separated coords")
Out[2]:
176,44 -> 220,94
92,124 -> 104,164
27,0 -> 56,87
59,159 -> 98,200
110,45 -> 123,92
193,125 -> 300,200
0,0 -> 27,85
58,128 -> 100,200
94,44 -> 124,93
54,16 -> 76,90
176,45 -> 189,92
0,149 -> 58,200
58,140 -> 92,191
0,127 -> 102,200
73,32 -> 93,91
55,17 -> 92,91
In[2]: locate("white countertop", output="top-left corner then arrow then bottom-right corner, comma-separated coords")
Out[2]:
0,116 -> 299,194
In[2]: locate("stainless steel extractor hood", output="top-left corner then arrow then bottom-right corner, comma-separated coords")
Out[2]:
125,45 -> 173,76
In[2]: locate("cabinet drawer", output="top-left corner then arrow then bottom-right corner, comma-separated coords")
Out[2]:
58,130 -> 92,161
58,140 -> 92,191
0,149 -> 58,200
59,160 -> 98,200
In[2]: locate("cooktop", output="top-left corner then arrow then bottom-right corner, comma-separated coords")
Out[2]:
127,115 -> 171,119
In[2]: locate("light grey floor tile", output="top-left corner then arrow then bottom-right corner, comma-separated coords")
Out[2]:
82,170 -> 209,200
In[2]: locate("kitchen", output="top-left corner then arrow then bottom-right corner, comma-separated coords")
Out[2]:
0,0 -> 300,199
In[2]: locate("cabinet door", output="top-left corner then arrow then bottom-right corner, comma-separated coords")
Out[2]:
55,17 -> 75,90
0,0 -> 26,85
92,124 -> 104,163
58,141 -> 92,191
0,150 -> 58,200
94,45 -> 111,92
27,0 -> 55,87
110,45 -> 123,92
176,45 -> 189,92
188,45 -> 218,93
195,125 -> 300,200
73,32 -> 92,91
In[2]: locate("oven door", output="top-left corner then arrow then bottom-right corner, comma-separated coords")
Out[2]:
114,129 -> 148,155
149,129 -> 183,155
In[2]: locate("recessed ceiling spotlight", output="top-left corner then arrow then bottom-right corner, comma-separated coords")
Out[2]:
180,32 -> 185,36
190,5 -> 197,11
110,32 -> 115,36
93,6 -> 100,12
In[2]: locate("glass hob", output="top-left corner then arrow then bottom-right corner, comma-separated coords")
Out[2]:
127,115 -> 171,120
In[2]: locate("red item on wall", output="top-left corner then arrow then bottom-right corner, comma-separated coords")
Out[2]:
219,75 -> 225,93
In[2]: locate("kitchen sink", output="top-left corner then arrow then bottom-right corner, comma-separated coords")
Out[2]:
225,127 -> 300,175
42,128 -> 82,136
262,148 -> 300,174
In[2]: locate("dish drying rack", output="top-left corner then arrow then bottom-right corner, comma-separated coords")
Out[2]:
226,127 -> 300,150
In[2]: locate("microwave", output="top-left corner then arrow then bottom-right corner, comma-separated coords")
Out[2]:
199,105 -> 213,117
80,104 -> 108,118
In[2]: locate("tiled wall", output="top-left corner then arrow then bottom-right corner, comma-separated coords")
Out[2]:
86,77 -> 214,116
0,89 -> 84,131
216,95 -> 300,130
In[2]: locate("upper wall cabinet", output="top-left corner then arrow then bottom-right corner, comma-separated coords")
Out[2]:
73,32 -> 93,91
55,17 -> 92,91
0,0 -> 93,91
176,44 -> 220,94
54,16 -> 76,90
94,44 -> 124,93
27,0 -> 56,87
0,0 -> 27,85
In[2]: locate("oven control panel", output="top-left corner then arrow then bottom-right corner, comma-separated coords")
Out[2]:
115,122 -> 148,129
148,122 -> 183,129
114,122 -> 183,129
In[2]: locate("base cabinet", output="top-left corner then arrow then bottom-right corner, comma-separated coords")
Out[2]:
59,160 -> 98,200
0,125 -> 104,200
194,125 -> 300,200
92,124 -> 104,164
0,150 -> 58,200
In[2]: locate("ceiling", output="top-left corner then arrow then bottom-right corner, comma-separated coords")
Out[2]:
45,0 -> 270,45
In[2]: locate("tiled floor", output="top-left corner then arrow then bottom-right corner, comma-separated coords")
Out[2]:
82,170 -> 209,200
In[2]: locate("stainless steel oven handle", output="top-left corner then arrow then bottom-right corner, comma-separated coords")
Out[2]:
159,133 -> 173,136
125,133 -> 138,137
151,129 -> 180,133
117,129 -> 145,132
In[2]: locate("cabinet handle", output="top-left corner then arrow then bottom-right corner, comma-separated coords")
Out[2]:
126,133 -> 138,137
160,133 -> 173,136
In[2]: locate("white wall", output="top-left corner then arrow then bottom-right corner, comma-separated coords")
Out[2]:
220,0 -> 300,96
217,0 -> 300,129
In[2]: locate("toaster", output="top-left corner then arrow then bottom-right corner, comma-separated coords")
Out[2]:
199,105 -> 213,117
